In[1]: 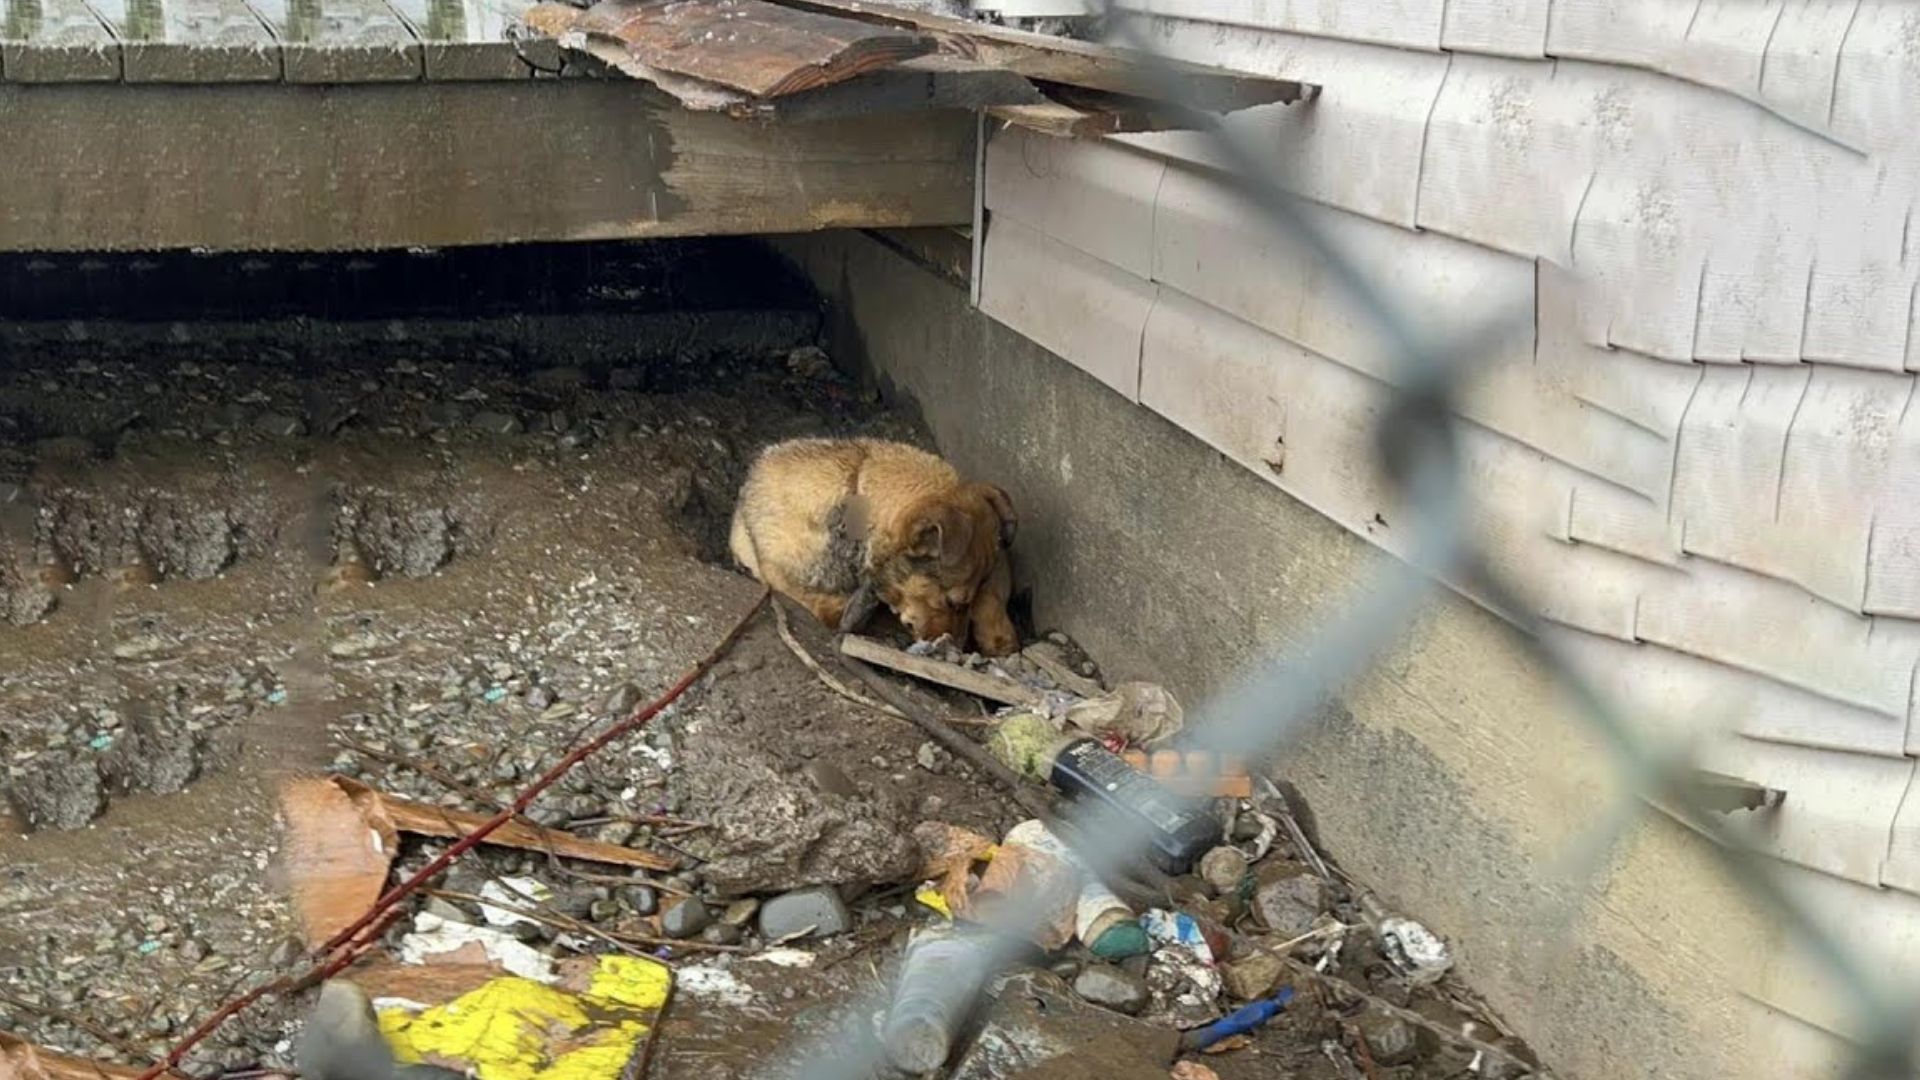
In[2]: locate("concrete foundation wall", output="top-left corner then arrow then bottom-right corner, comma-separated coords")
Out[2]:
774,230 -> 1816,1080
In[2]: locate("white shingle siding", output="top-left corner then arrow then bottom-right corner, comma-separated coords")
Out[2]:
974,1 -> 1920,1071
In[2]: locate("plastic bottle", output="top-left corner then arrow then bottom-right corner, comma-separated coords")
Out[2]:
882,927 -> 995,1075
1002,819 -> 1134,945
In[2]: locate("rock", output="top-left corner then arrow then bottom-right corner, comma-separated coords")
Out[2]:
470,411 -> 522,436
1072,964 -> 1149,1015
178,938 -> 211,963
1220,953 -> 1283,1001
1197,847 -> 1249,896
588,899 -> 622,923
266,936 -> 303,968
676,738 -> 918,894
420,898 -> 470,925
914,741 -> 951,774
604,682 -> 643,716
661,898 -> 712,939
951,971 -> 1177,1080
803,760 -> 857,799
594,821 -> 638,846
6,757 -> 106,830
1251,865 -> 1328,938
757,886 -> 853,940
255,413 -> 306,438
720,899 -> 759,927
1355,1008 -> 1426,1066
624,885 -> 659,917
701,924 -> 743,946
526,685 -> 555,711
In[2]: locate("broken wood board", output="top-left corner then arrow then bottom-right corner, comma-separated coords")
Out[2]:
282,774 -> 400,950
572,0 -> 932,98
839,634 -> 1040,707
766,0 -> 1313,112
333,775 -> 679,871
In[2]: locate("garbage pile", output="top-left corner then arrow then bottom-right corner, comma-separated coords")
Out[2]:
1,619 -> 1541,1080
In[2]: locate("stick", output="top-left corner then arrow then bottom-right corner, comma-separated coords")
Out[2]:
839,634 -> 1039,707
772,599 -> 908,720
132,588 -> 771,1080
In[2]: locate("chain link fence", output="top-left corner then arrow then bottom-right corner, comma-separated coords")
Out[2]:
773,6 -> 1920,1078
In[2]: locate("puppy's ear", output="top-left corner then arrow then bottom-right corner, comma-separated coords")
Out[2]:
972,483 -> 1016,549
907,506 -> 973,564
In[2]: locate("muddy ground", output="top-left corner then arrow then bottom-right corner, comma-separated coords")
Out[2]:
0,242 -> 1536,1080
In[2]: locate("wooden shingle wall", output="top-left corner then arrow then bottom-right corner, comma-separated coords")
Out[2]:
976,2 -> 1920,1072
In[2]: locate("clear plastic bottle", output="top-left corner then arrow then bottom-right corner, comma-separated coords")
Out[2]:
881,927 -> 995,1075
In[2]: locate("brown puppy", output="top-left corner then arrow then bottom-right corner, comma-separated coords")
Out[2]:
729,437 -> 1018,656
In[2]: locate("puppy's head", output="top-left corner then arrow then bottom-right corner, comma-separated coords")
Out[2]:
876,482 -> 1015,644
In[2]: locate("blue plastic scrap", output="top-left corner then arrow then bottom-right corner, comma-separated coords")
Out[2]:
1179,986 -> 1296,1052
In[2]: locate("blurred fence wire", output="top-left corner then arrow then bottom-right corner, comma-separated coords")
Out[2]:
774,5 -> 1920,1078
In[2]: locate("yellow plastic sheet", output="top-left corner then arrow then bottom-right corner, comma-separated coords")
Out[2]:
375,955 -> 671,1080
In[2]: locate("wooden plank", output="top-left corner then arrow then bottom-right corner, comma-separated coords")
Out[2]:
0,81 -> 974,250
385,0 -> 536,80
1119,27 -> 1445,229
978,211 -> 1157,400
83,0 -> 280,82
1567,480 -> 1683,567
983,124 -> 1162,278
574,0 -> 930,99
1536,262 -> 1703,438
838,634 -> 1041,706
766,0 -> 1312,112
0,0 -> 120,81
245,0 -> 422,82
1439,0 -> 1549,58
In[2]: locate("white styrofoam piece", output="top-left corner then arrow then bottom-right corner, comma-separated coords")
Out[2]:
1115,23 -> 1448,227
1557,626 -> 1909,758
1536,261 -> 1705,437
1438,0 -> 1549,58
978,213 -> 1157,401
1636,555 -> 1918,719
1121,0 -> 1445,51
983,126 -> 1164,279
1759,0 -> 1858,126
1568,480 -> 1684,567
1416,54 -> 1595,261
1138,286 -> 1395,543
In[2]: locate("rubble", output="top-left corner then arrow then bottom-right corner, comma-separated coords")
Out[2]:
757,886 -> 853,940
950,971 -> 1178,1080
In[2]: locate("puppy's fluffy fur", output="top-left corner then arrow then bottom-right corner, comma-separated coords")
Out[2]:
729,438 -> 1018,656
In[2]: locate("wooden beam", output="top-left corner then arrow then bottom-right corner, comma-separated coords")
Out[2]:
839,634 -> 1040,707
762,0 -> 1312,112
0,80 -> 976,251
